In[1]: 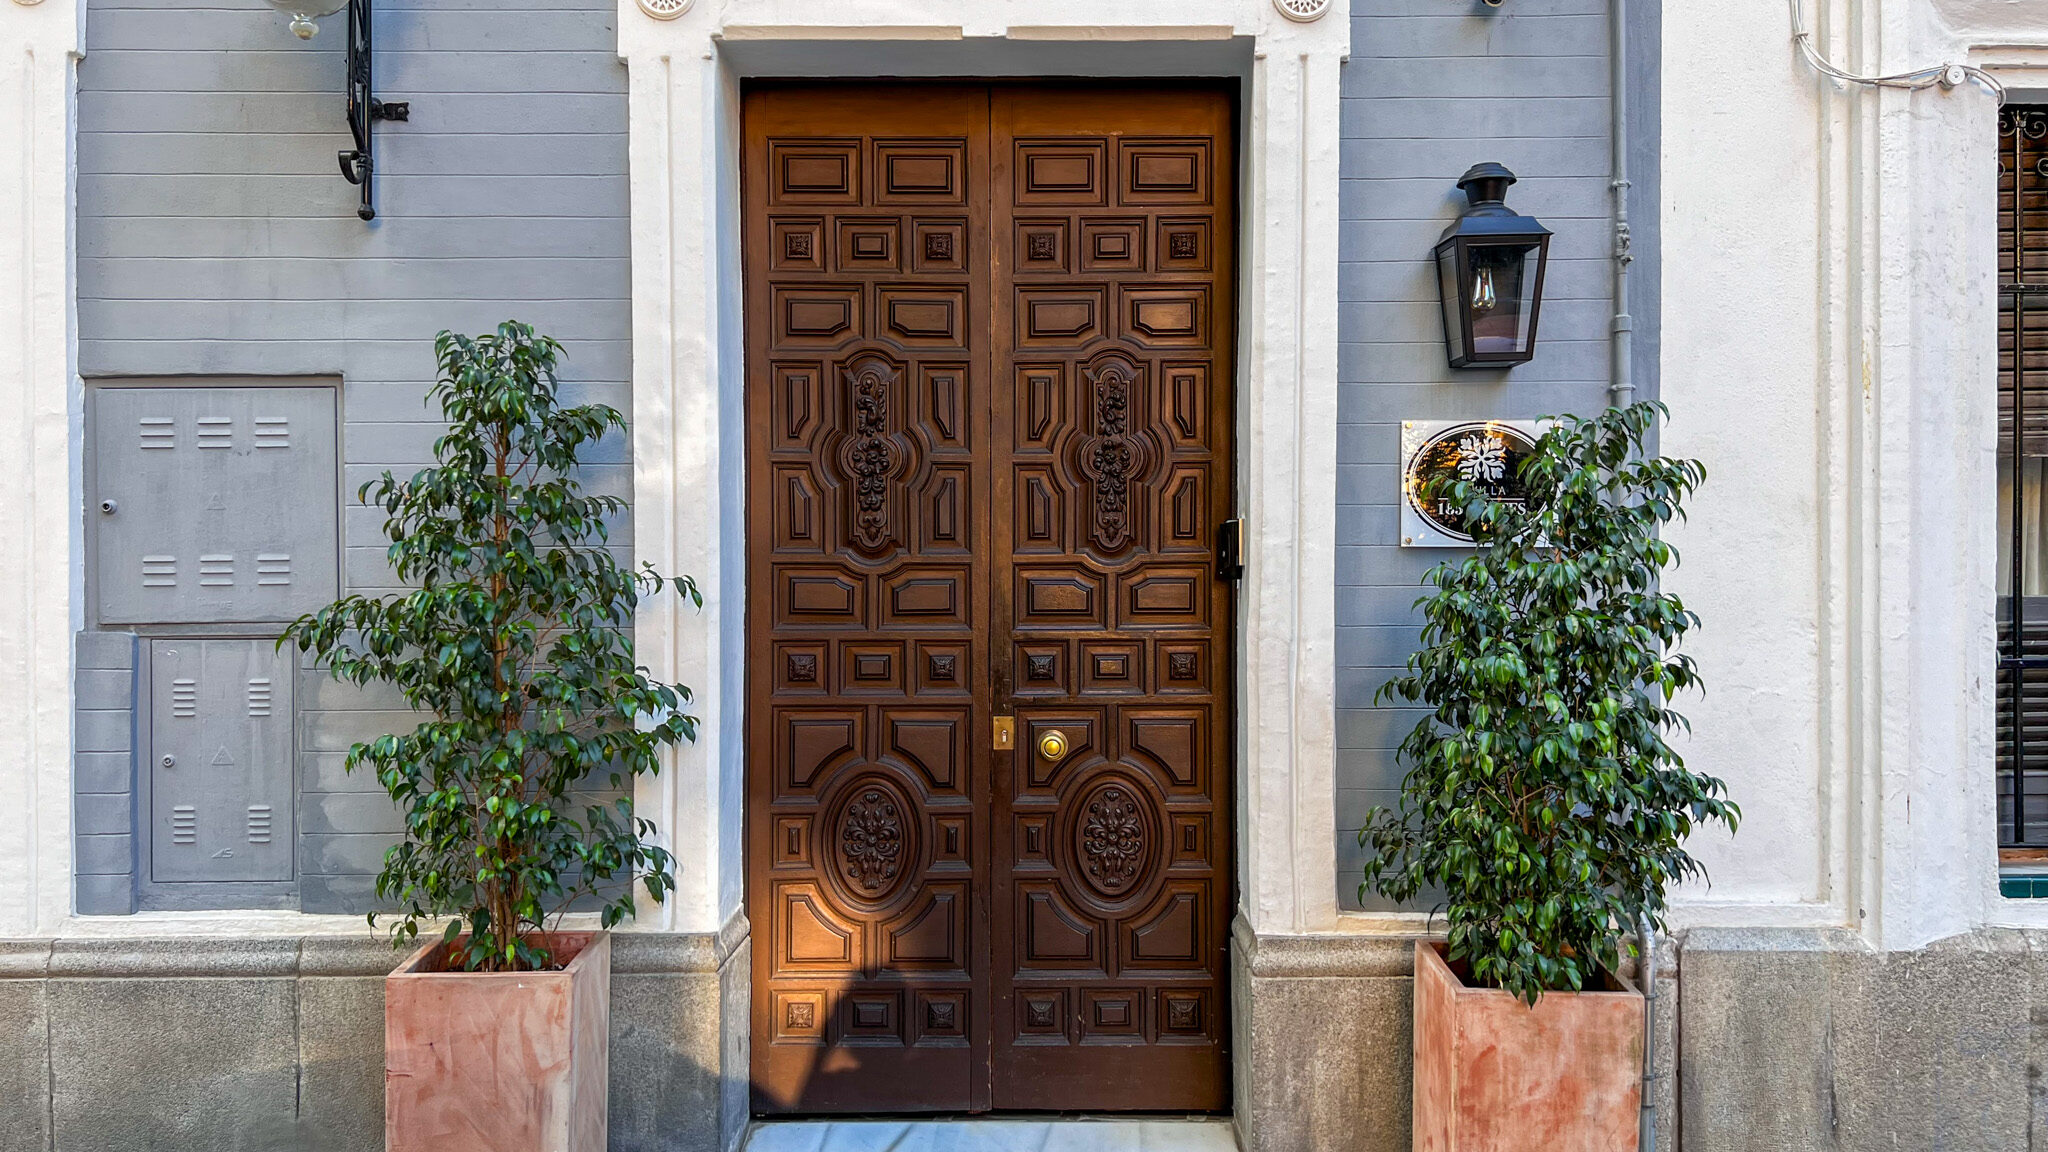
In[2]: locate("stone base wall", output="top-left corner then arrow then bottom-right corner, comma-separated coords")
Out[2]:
0,921 -> 748,1152
1678,927 -> 2048,1151
1230,920 -> 1679,1152
11,921 -> 2047,1150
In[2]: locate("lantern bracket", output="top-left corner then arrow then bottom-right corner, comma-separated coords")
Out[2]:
334,0 -> 406,221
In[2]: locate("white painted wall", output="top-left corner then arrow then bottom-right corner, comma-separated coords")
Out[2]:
1661,0 -> 2046,948
0,0 -> 83,939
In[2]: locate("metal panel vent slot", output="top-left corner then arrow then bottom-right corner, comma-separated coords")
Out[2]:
170,805 -> 197,845
245,678 -> 272,717
255,554 -> 291,587
253,417 -> 290,449
171,678 -> 197,719
140,555 -> 177,588
94,386 -> 339,626
198,555 -> 234,587
195,417 -> 232,449
246,805 -> 273,844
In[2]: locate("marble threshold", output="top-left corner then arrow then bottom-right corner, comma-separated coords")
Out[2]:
741,1117 -> 1240,1152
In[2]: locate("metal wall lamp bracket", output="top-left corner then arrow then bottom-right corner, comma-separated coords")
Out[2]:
267,0 -> 408,221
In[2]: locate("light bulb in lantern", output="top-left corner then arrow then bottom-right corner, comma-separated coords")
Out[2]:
1470,265 -> 1497,314
264,0 -> 348,38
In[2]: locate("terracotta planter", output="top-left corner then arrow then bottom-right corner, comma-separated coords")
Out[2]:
1411,939 -> 1643,1152
385,930 -> 610,1152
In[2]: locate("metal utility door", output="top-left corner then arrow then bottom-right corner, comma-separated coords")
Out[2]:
744,83 -> 1236,1115
92,386 -> 339,626
148,639 -> 296,884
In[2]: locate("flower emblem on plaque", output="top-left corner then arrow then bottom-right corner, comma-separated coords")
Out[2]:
1399,419 -> 1542,548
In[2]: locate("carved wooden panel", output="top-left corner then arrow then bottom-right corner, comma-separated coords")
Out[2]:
747,86 -> 993,1115
988,86 -> 1235,1113
747,82 -> 1233,1117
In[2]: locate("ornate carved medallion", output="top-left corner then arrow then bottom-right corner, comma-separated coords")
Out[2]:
1080,359 -> 1145,553
839,784 -> 904,895
842,359 -> 898,552
1077,780 -> 1149,897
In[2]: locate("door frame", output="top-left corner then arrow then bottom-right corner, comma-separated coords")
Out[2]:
736,81 -> 1243,1113
614,6 -> 1350,1136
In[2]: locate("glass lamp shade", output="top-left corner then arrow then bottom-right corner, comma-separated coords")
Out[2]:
1433,164 -> 1552,370
265,0 -> 348,38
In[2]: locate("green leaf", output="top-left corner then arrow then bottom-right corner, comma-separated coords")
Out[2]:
280,324 -> 700,974
1357,401 -> 1736,1005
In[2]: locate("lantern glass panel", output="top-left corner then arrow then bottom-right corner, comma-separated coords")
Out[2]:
1468,242 -> 1536,356
1435,244 -> 1468,366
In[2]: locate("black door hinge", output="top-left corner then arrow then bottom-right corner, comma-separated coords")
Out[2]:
1216,518 -> 1244,582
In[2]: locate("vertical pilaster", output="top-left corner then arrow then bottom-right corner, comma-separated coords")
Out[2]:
0,0 -> 83,937
1237,39 -> 1345,935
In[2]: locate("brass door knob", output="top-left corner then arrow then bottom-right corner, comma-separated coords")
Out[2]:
1037,729 -> 1069,762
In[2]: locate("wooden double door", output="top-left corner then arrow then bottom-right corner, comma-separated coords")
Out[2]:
743,83 -> 1235,1114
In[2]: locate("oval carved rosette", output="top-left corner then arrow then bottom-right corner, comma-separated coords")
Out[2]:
824,773 -> 921,909
1065,773 -> 1162,907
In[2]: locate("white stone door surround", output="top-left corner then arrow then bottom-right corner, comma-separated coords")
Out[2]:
613,0 -> 1357,946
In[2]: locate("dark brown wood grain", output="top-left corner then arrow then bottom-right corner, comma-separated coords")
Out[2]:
743,82 -> 1235,1115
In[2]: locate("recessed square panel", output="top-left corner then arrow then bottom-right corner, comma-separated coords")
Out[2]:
1157,217 -> 1212,270
842,990 -> 905,1045
1015,988 -> 1071,1045
881,565 -> 969,628
1115,565 -> 1207,629
773,991 -> 828,1043
835,218 -> 899,271
1015,140 -> 1109,205
1081,641 -> 1145,695
914,641 -> 969,696
1014,218 -> 1070,272
775,642 -> 828,693
1119,138 -> 1211,205
772,285 -> 863,346
769,140 -> 860,205
879,286 -> 967,348
1080,219 -> 1145,271
913,218 -> 968,271
1014,640 -> 1069,697
1014,366 -> 1066,451
839,641 -> 903,694
877,140 -> 967,204
1153,641 -> 1211,695
916,991 -> 970,1047
1081,991 -> 1144,1039
1017,287 -> 1107,349
1015,567 -> 1107,630
1120,286 -> 1209,348
772,218 -> 826,270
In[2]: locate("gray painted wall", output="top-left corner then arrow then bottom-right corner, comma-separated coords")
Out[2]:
1334,1 -> 1657,908
76,0 -> 631,913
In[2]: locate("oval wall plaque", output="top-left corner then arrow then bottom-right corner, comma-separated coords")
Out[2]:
1399,419 -> 1542,547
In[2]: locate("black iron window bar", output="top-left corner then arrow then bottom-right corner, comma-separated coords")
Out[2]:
1999,106 -> 2048,846
338,0 -> 407,221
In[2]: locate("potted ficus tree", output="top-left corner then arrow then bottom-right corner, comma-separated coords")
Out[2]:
283,322 -> 698,1152
1362,401 -> 1737,1150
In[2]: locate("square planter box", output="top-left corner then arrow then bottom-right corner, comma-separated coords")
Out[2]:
386,930 -> 610,1152
1412,939 -> 1643,1152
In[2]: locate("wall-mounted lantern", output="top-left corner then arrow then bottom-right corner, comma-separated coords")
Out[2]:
1433,163 -> 1551,370
263,0 -> 408,221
